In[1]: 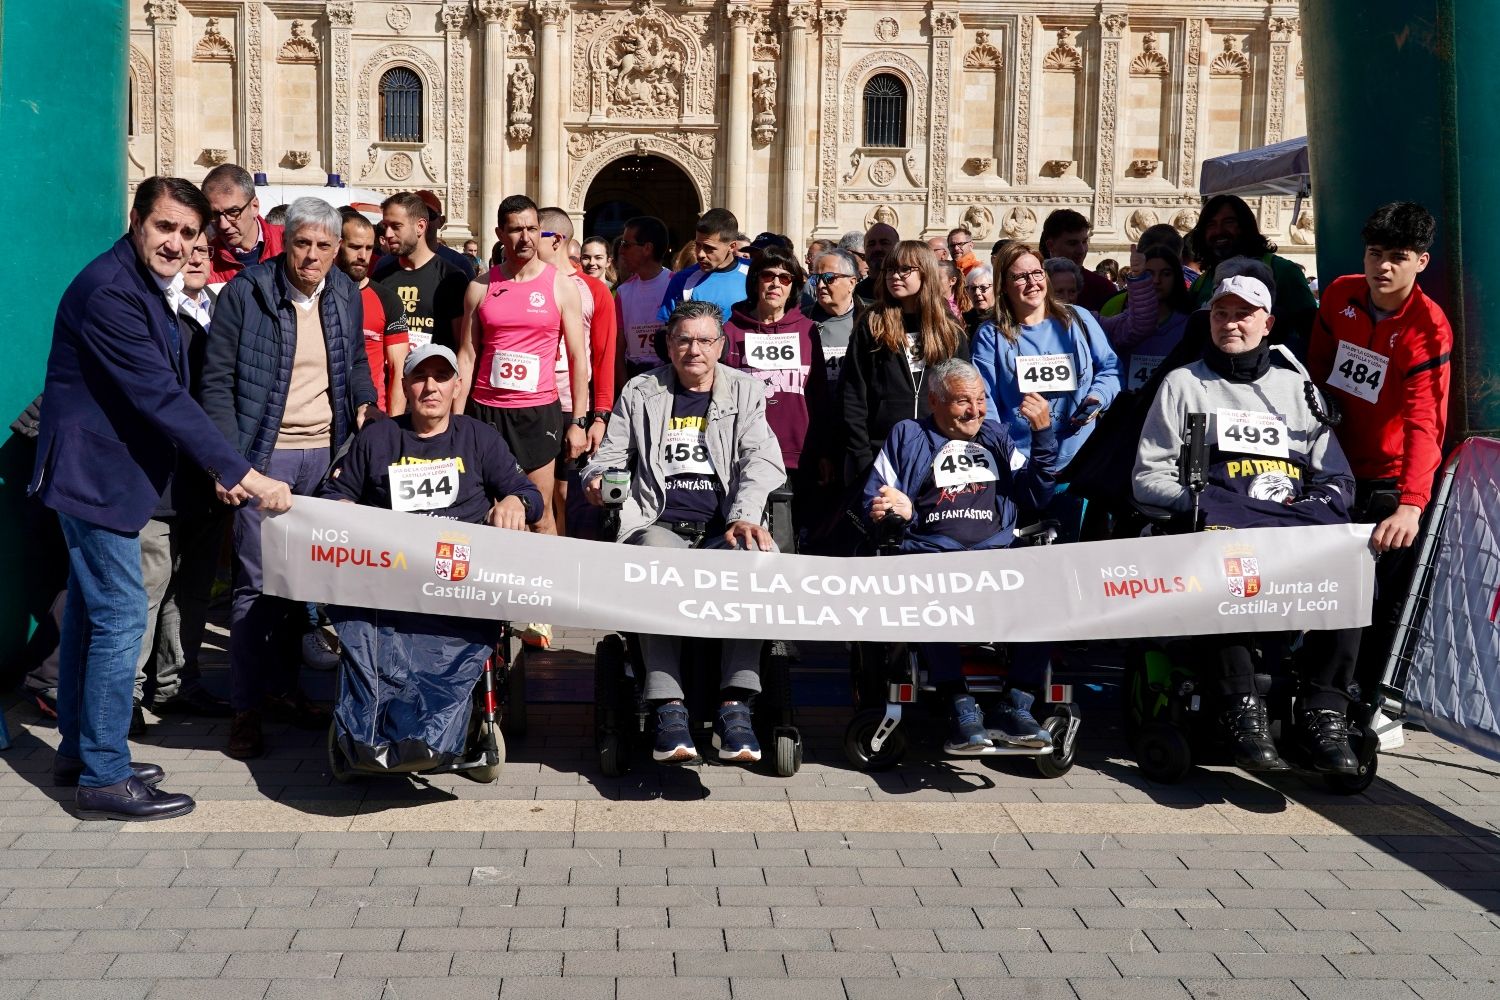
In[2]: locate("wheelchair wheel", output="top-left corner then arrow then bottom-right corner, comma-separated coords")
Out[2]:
843,708 -> 906,771
1034,714 -> 1077,779
594,634 -> 632,777
465,718 -> 505,783
1323,749 -> 1378,795
1135,722 -> 1192,784
774,727 -> 802,778
504,645 -> 528,739
326,723 -> 357,784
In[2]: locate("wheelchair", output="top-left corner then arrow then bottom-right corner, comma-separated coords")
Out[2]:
326,615 -> 528,785
841,515 -> 1082,776
1123,412 -> 1379,793
592,478 -> 803,778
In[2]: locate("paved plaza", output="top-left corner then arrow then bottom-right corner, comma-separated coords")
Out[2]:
1,623 -> 1498,1000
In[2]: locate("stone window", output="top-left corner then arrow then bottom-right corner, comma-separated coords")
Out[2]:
862,73 -> 907,148
379,67 -> 424,143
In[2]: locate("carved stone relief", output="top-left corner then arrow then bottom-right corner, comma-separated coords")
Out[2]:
1130,32 -> 1168,76
509,63 -> 535,142
864,205 -> 899,231
1043,27 -> 1082,72
964,30 -> 1002,70
753,23 -> 781,62
388,151 -> 414,181
331,7 -> 353,181
443,5 -> 468,227
279,20 -> 321,64
1013,15 -> 1033,184
194,17 -> 234,62
147,0 -> 177,176
566,133 -> 713,211
577,3 -> 710,122
752,65 -> 777,146
1001,206 -> 1038,240
875,18 -> 899,42
128,46 -> 155,134
1124,208 -> 1159,241
869,158 -> 895,187
816,6 -> 845,228
961,204 -> 993,240
1177,18 -> 1203,189
1210,36 -> 1249,76
1172,208 -> 1199,234
1290,207 -> 1315,245
388,5 -> 413,33
245,0 -> 262,170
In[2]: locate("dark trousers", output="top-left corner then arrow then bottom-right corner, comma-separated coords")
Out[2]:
1207,629 -> 1360,713
229,447 -> 329,713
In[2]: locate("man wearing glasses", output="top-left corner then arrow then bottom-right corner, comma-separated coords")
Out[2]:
583,300 -> 784,766
806,248 -> 862,386
948,228 -> 982,275
202,164 -> 283,292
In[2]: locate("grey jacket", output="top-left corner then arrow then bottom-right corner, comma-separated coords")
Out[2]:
584,364 -> 787,542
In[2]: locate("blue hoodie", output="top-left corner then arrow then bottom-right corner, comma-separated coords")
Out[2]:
971,304 -> 1120,469
656,259 -> 752,326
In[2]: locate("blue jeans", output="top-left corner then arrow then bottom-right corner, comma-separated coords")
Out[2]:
56,512 -> 147,787
230,447 -> 330,712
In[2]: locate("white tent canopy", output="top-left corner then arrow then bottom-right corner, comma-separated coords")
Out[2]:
1198,136 -> 1310,200
253,184 -> 386,223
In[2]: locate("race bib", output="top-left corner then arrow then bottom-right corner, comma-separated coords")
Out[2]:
661,426 -> 715,478
388,459 -> 459,513
406,328 -> 433,349
627,326 -> 661,364
1016,353 -> 1078,393
932,439 -> 1000,488
1216,408 -> 1289,459
1327,340 -> 1388,404
490,349 -> 541,392
823,345 -> 847,382
744,332 -> 801,371
1126,354 -> 1165,391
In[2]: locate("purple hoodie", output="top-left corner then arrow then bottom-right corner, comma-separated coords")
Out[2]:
722,302 -> 829,471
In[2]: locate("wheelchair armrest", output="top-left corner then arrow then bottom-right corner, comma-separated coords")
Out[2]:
874,512 -> 909,552
768,484 -> 794,505
1014,519 -> 1060,546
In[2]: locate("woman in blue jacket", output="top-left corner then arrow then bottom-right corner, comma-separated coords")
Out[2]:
972,243 -> 1121,472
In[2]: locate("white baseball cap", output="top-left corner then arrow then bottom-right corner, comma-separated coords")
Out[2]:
403,343 -> 459,376
1208,274 -> 1273,312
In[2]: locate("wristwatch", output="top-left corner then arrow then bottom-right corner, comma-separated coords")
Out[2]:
590,409 -> 611,424
570,416 -> 590,429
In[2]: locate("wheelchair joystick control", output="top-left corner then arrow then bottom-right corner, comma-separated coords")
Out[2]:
601,468 -> 631,507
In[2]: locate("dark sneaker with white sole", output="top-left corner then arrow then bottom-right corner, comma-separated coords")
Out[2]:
986,688 -> 1053,748
713,702 -> 762,763
944,694 -> 993,753
653,702 -> 700,764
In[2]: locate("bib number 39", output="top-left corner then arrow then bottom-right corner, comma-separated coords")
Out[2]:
1327,340 -> 1388,404
490,349 -> 541,392
1215,409 -> 1289,459
1016,353 -> 1078,393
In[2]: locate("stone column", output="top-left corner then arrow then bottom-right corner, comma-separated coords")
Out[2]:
814,6 -> 847,232
926,7 -> 959,233
328,2 -> 355,183
534,0 -> 565,206
1092,10 -> 1128,233
442,4 -> 471,233
780,4 -> 813,244
477,1 -> 512,229
145,0 -> 178,176
725,2 -> 754,221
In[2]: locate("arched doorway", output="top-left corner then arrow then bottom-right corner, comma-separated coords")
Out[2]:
582,155 -> 701,259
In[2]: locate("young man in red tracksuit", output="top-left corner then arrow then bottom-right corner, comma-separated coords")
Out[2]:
1307,202 -> 1452,683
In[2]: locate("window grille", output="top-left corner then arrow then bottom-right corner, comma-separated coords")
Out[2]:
862,73 -> 907,148
380,67 -> 423,143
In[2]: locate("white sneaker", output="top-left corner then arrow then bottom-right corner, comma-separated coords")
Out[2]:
301,628 -> 340,671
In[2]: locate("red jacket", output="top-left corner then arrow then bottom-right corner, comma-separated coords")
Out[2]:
207,220 -> 285,287
1307,274 -> 1452,510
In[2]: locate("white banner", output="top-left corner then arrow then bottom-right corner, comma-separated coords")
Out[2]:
262,497 -> 1376,641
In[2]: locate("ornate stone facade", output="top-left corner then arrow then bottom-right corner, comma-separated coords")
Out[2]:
127,0 -> 1312,261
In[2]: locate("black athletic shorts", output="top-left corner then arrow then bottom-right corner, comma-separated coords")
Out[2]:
467,399 -> 565,473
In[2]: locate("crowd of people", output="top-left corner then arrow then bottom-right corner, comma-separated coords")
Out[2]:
26,161 -> 1452,818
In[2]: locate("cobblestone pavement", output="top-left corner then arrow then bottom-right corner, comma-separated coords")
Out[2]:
1,624 -> 1498,999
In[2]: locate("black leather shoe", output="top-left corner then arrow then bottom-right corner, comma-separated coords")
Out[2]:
129,702 -> 147,738
74,775 -> 194,822
53,757 -> 165,788
151,686 -> 233,718
1222,694 -> 1286,772
1299,708 -> 1359,774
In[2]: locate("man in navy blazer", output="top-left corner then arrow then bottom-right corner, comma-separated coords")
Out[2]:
29,176 -> 293,821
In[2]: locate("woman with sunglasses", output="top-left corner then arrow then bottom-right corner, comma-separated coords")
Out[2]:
839,240 -> 969,482
723,245 -> 830,495
973,243 -> 1120,475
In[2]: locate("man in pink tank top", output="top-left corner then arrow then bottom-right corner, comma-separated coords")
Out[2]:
455,194 -> 588,540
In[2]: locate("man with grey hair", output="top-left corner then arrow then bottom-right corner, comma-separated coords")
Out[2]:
202,163 -> 284,291
862,356 -> 1058,752
806,247 -> 861,385
963,265 -> 996,334
203,196 -> 379,760
583,299 -> 785,767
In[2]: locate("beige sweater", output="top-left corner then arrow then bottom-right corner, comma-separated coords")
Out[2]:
276,297 -> 333,450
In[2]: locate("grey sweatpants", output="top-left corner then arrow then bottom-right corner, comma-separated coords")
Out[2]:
624,523 -> 767,701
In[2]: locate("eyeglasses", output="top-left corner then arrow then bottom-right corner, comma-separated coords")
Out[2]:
758,271 -> 794,287
812,271 -> 853,285
617,239 -> 646,249
1008,270 -> 1047,286
950,240 -> 974,253
188,246 -> 211,260
540,231 -> 564,240
669,335 -> 723,350
966,283 -> 993,295
886,265 -> 920,280
406,367 -> 458,384
211,197 -> 254,222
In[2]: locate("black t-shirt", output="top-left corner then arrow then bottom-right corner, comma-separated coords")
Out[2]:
914,476 -> 1002,547
657,384 -> 725,526
375,254 -> 469,351
323,414 -> 539,525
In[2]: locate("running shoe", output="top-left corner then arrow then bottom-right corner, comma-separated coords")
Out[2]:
653,702 -> 699,764
985,688 -> 1052,748
944,693 -> 993,753
713,702 -> 762,763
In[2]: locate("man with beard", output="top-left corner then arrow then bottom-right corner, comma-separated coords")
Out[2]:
852,221 -> 898,302
339,209 -> 410,415
1186,194 -> 1318,352
374,191 -> 470,351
